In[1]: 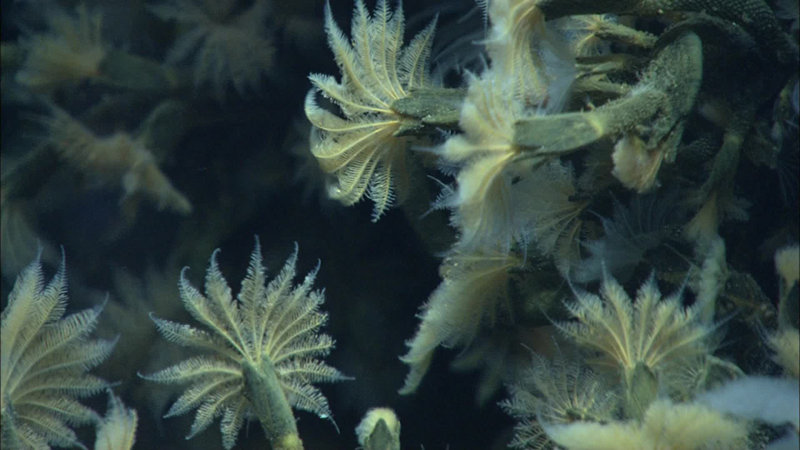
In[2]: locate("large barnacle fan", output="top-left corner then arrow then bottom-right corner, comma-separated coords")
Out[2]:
305,0 -> 437,220
1,255 -> 115,449
142,240 -> 348,450
556,273 -> 719,418
399,250 -> 521,395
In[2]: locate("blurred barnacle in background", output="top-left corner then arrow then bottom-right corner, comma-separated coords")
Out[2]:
98,260 -> 184,389
0,192 -> 58,281
448,321 -> 541,405
39,106 -> 192,216
514,160 -> 586,271
305,0 -> 437,221
425,2 -> 487,85
150,0 -> 275,99
285,119 -> 329,205
501,351 -> 618,450
573,191 -> 683,283
15,3 -> 107,93
91,259 -> 189,445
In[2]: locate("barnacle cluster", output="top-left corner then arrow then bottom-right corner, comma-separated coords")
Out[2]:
1,0 -> 797,448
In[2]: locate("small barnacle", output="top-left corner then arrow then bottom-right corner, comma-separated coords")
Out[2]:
560,14 -> 614,57
16,3 -> 107,92
559,14 -> 656,57
1,255 -> 115,449
142,239 -> 348,449
355,407 -> 401,450
94,391 -> 138,450
305,0 -> 437,220
611,132 -> 666,192
501,351 -> 618,449
150,0 -> 274,98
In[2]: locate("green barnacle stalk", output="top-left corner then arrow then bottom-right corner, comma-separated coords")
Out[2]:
535,0 -> 797,66
141,239 -> 348,450
513,30 -> 701,158
241,358 -> 300,450
389,87 -> 466,133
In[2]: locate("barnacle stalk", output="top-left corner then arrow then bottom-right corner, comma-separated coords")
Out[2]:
513,30 -> 702,182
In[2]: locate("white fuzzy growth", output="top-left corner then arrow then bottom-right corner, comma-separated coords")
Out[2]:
697,376 -> 800,428
542,399 -> 748,449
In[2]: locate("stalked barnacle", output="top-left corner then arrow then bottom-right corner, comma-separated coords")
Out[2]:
141,239 -> 349,449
